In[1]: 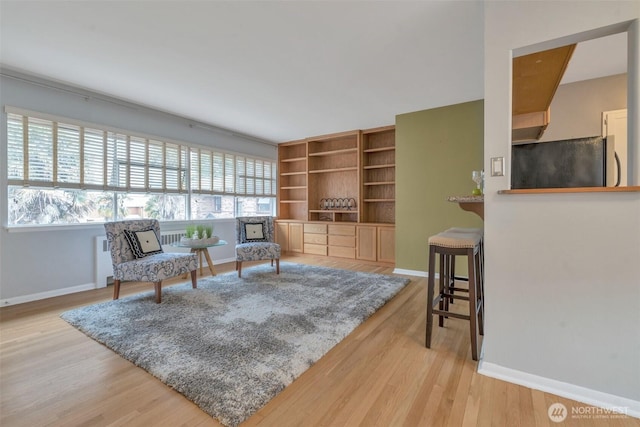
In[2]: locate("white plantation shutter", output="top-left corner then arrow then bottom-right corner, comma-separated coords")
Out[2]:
235,156 -> 246,194
128,136 -> 146,190
229,156 -> 277,196
7,114 -> 24,181
164,142 -> 184,192
56,123 -> 81,184
200,150 -> 212,192
27,117 -> 54,183
148,140 -> 164,191
83,128 -> 105,188
112,133 -> 128,188
190,150 -> 200,192
6,108 -> 274,198
184,148 -> 275,197
213,152 -> 224,193
225,154 -> 235,193
246,158 -> 256,195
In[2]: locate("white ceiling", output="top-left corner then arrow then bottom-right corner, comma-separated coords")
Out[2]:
0,1 -> 627,143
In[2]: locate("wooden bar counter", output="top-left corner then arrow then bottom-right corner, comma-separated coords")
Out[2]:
447,195 -> 484,220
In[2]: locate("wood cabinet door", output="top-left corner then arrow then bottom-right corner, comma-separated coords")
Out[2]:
289,223 -> 304,253
377,227 -> 395,263
275,222 -> 289,252
357,226 -> 377,261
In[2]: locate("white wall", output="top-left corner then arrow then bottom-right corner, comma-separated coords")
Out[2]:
483,0 -> 640,413
0,71 -> 276,304
538,73 -> 627,142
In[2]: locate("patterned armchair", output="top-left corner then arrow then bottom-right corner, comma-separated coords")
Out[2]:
235,216 -> 281,278
104,219 -> 198,303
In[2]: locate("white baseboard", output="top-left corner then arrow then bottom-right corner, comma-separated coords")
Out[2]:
1,257 -> 239,307
393,268 -> 429,277
478,361 -> 640,419
0,282 -> 98,307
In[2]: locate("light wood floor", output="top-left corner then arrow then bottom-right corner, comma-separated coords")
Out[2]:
1,255 -> 637,427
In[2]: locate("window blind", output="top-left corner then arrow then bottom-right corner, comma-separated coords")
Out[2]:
189,148 -> 276,196
6,110 -> 276,197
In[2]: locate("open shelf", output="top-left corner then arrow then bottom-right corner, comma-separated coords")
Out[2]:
361,126 -> 396,224
364,181 -> 395,186
309,210 -> 358,223
364,146 -> 395,153
278,140 -> 308,221
309,167 -> 358,174
308,148 -> 358,157
363,164 -> 395,170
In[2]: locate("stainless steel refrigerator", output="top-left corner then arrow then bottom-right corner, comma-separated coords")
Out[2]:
511,136 -> 620,189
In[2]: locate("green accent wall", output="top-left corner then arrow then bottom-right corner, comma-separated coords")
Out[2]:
395,100 -> 484,272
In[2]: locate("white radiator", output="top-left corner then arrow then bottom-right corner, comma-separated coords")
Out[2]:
94,231 -> 186,287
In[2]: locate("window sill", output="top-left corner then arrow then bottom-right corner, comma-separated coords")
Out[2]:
497,186 -> 640,195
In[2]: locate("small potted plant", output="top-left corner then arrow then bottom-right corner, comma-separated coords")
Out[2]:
181,223 -> 218,246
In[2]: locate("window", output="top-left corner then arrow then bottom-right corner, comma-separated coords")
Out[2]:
236,197 -> 276,217
191,195 -> 234,219
6,108 -> 276,225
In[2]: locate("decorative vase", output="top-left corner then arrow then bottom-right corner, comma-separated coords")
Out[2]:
203,236 -> 220,245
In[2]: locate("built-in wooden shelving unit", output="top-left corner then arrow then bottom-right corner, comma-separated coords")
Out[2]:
277,126 -> 396,224
277,125 -> 396,263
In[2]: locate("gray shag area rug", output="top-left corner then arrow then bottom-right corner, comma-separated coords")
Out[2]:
61,262 -> 410,427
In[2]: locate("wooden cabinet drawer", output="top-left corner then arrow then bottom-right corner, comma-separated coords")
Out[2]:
304,243 -> 328,256
328,224 -> 355,236
329,246 -> 355,259
304,223 -> 327,234
328,235 -> 355,247
304,233 -> 327,245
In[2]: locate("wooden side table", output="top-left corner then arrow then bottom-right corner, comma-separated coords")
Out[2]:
172,240 -> 228,276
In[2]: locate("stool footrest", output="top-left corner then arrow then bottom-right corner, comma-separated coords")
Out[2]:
432,310 -> 470,321
441,292 -> 469,302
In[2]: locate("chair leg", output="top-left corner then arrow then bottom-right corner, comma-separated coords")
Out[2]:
271,259 -> 274,266
113,279 -> 121,300
477,251 -> 485,336
191,270 -> 197,289
154,281 -> 162,304
276,258 -> 280,274
425,245 -> 436,348
467,248 -> 479,361
238,261 -> 242,278
449,255 -> 456,303
438,253 -> 445,327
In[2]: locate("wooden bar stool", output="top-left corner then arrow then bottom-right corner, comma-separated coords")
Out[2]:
425,230 -> 484,360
